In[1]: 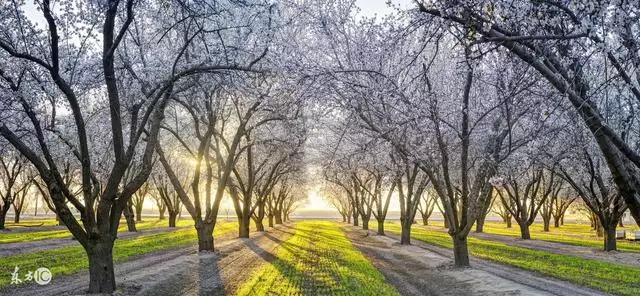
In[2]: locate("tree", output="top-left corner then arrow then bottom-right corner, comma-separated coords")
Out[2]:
560,148 -> 627,251
492,168 -> 559,239
0,0 -> 265,291
416,1 -> 640,225
12,171 -> 34,224
0,152 -> 28,229
152,174 -> 182,227
396,160 -> 429,244
418,190 -> 438,226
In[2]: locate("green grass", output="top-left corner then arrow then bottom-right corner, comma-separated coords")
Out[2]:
0,222 -> 236,289
0,218 -> 195,244
237,221 -> 399,296
479,222 -> 640,252
422,221 -> 640,253
384,223 -> 640,296
5,219 -> 60,227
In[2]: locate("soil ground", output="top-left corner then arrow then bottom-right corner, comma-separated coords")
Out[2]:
342,225 -> 608,296
1,224 -> 294,296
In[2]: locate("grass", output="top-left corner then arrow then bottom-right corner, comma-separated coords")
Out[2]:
237,221 -> 399,296
383,222 -> 640,296
0,218 -> 195,244
423,220 -> 640,253
0,222 -> 236,289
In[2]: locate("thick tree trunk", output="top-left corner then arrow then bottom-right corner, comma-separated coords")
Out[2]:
196,222 -> 214,251
352,211 -> 359,226
274,210 -> 283,224
400,221 -> 411,245
595,221 -> 604,237
443,217 -> 449,229
422,215 -> 429,226
475,217 -> 485,233
347,214 -> 351,224
553,216 -> 560,228
377,218 -> 385,235
13,210 -> 20,224
560,215 -> 565,225
135,206 -> 143,222
0,210 -> 7,230
168,212 -> 177,227
604,225 -> 617,251
239,214 -> 250,238
362,216 -> 369,230
268,213 -> 274,227
254,217 -> 265,232
519,222 -> 531,239
341,214 -> 346,222
123,206 -> 137,232
87,240 -> 116,293
543,218 -> 551,232
453,235 -> 470,267
158,208 -> 166,220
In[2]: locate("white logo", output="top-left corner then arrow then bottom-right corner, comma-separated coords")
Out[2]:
34,267 -> 52,285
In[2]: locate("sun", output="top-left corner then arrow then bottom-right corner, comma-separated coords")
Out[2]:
305,190 -> 331,210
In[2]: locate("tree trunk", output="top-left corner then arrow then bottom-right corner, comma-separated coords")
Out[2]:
135,206 -> 143,222
268,213 -> 274,227
352,211 -> 359,226
377,218 -> 385,235
553,216 -> 560,228
13,210 -> 20,224
196,222 -> 214,251
519,222 -> 531,239
595,220 -> 604,237
341,214 -> 346,222
400,221 -> 411,245
560,215 -> 565,225
0,210 -> 7,230
422,215 -> 429,226
168,212 -> 177,227
475,217 -> 485,233
347,214 -> 351,224
506,217 -> 512,228
274,210 -> 283,224
123,205 -> 137,232
453,235 -> 470,267
604,225 -> 617,251
254,217 -> 265,232
362,216 -> 369,230
239,214 -> 250,238
443,217 -> 449,229
543,218 -> 550,232
87,240 -> 116,293
158,208 -> 166,220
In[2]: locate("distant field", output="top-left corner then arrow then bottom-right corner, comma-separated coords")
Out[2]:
237,221 -> 399,296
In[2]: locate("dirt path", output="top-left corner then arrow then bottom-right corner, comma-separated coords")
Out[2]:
342,226 -> 608,296
0,226 -> 188,257
1,224 -> 293,296
470,231 -> 640,268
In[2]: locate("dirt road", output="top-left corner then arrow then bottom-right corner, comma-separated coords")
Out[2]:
1,225 -> 293,296
343,225 -> 608,296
